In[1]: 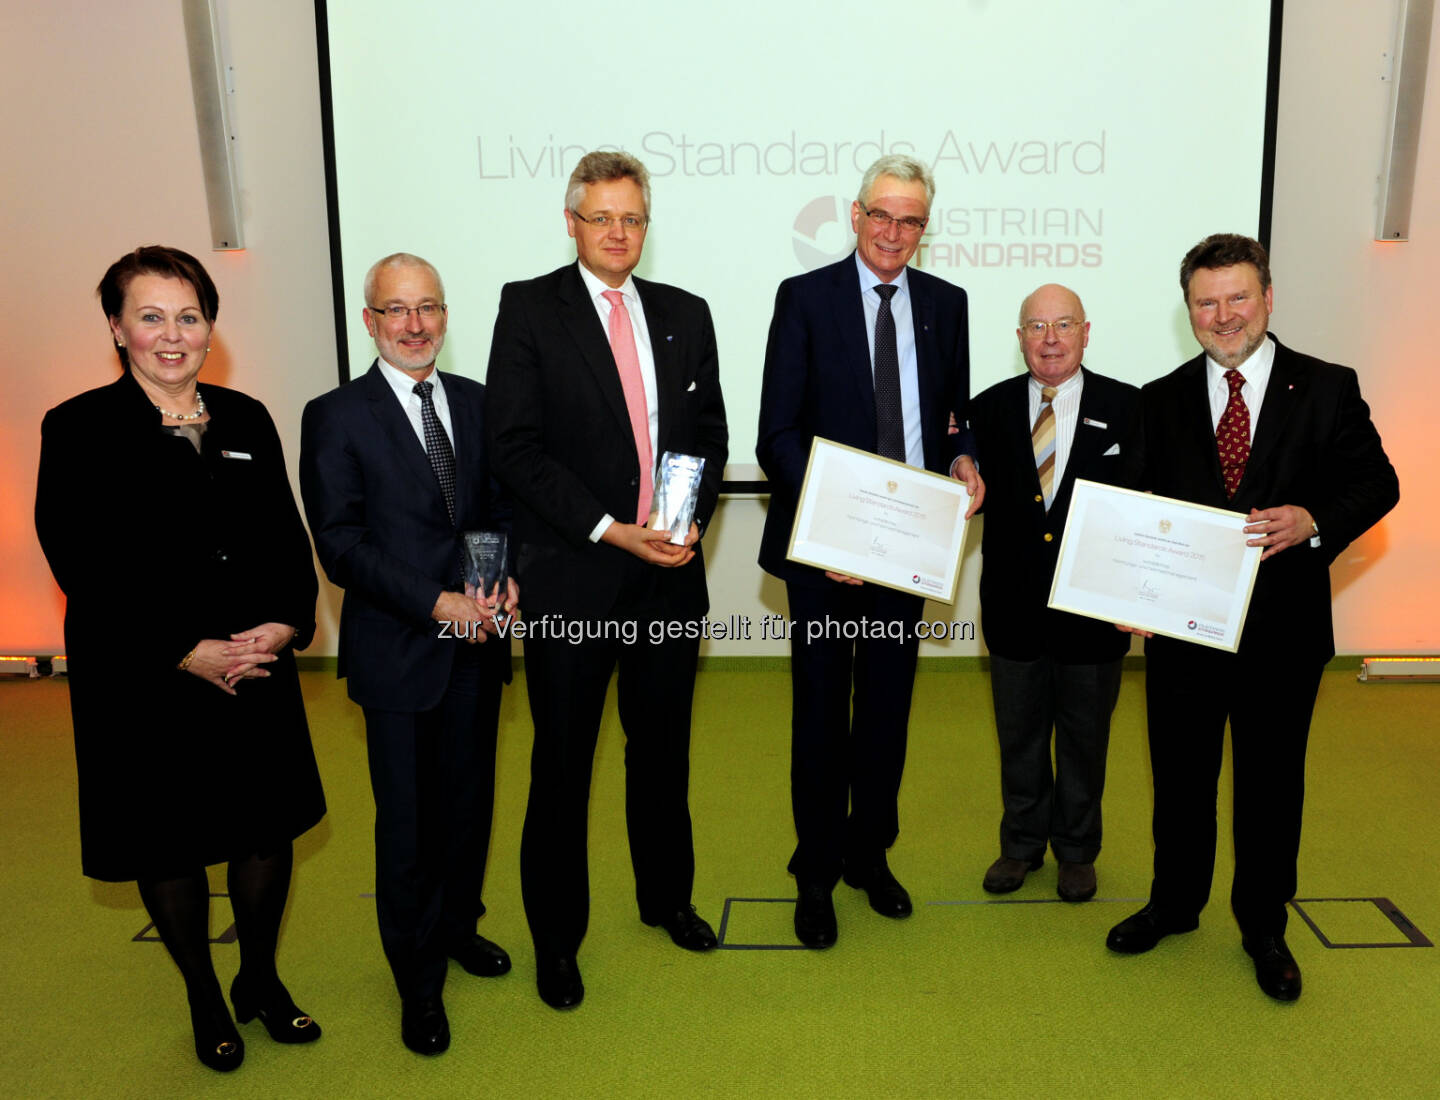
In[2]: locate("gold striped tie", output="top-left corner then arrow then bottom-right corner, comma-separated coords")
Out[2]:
1032,385 -> 1058,508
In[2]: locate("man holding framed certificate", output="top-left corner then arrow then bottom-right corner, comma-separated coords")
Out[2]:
1106,234 -> 1398,1003
969,285 -> 1138,904
758,154 -> 982,948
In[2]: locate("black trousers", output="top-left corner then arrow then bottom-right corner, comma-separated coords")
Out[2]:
1144,637 -> 1322,937
519,591 -> 700,959
990,654 -> 1123,864
785,581 -> 925,887
363,644 -> 503,1000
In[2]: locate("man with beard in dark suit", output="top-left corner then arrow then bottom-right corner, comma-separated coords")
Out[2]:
1105,234 -> 1398,1002
301,253 -> 516,1055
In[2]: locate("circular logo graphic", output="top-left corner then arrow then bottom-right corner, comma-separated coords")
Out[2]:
1187,620 -> 1197,631
792,195 -> 854,271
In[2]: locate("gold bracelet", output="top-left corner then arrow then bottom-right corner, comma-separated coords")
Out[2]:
178,647 -> 198,671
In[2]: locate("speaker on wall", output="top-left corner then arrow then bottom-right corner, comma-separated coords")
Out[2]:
1376,0 -> 1434,241
182,0 -> 244,250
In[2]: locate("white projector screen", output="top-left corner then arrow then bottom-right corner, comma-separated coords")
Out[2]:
319,0 -> 1279,480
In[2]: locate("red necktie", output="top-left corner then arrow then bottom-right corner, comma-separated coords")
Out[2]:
602,289 -> 653,523
1216,369 -> 1250,499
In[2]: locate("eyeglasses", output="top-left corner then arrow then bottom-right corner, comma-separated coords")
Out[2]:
368,303 -> 446,321
1021,318 -> 1084,338
570,210 -> 649,230
859,202 -> 928,234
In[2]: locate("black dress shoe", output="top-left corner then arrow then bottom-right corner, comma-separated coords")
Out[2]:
982,855 -> 1044,894
230,974 -> 321,1044
644,906 -> 718,951
400,996 -> 450,1055
1105,903 -> 1199,954
794,882 -> 837,948
842,862 -> 913,918
190,995 -> 245,1072
1243,935 -> 1302,1002
447,934 -> 512,977
536,954 -> 584,1010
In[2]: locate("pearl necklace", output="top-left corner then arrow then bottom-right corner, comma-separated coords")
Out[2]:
155,388 -> 207,422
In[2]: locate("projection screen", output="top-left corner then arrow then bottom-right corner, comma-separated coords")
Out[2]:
318,0 -> 1280,481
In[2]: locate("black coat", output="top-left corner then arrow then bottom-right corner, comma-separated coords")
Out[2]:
1123,334 -> 1400,663
35,371 -> 324,881
969,368 -> 1138,662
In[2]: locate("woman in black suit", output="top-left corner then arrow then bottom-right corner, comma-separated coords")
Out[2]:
35,246 -> 326,1072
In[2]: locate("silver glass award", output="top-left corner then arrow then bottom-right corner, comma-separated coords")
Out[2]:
650,451 -> 706,545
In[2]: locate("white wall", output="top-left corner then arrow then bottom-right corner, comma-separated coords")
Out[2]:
0,0 -> 338,654
3,0 -> 1434,658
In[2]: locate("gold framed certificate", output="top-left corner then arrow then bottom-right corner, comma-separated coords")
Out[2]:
786,437 -> 972,603
1047,479 -> 1262,652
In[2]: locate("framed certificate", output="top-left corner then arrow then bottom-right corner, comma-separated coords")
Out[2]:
1047,479 -> 1262,652
786,437 -> 972,603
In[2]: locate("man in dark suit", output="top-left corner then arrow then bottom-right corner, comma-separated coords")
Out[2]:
1106,234 -> 1398,1002
968,284 -> 1137,904
757,155 -> 983,947
299,253 -> 516,1055
486,151 -> 728,1010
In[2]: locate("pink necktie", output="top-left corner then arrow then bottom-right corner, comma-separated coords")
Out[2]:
603,289 -> 653,523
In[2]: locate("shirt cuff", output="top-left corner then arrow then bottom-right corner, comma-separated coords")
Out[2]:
589,514 -> 616,543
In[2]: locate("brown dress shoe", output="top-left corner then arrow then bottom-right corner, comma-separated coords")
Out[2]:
1057,861 -> 1097,902
982,855 -> 1043,894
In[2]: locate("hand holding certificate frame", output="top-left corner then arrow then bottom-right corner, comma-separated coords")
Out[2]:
1047,479 -> 1262,652
786,437 -> 971,603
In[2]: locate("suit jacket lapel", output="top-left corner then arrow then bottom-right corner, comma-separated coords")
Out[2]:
1242,336 -> 1300,490
636,276 -> 675,457
910,274 -> 941,465
557,263 -> 634,442
445,372 -> 477,527
1176,355 -> 1225,495
361,362 -> 445,511
833,256 -> 876,425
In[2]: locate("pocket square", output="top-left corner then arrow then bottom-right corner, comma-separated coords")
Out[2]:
1103,443 -> 1120,456
686,381 -> 696,392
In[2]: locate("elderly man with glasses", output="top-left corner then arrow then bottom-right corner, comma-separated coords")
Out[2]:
757,154 -> 983,948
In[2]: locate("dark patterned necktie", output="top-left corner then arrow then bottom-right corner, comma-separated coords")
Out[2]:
1032,385 -> 1058,509
414,380 -> 456,524
1216,369 -> 1250,499
873,283 -> 904,461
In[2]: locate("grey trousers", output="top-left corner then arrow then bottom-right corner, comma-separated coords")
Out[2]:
989,654 -> 1123,864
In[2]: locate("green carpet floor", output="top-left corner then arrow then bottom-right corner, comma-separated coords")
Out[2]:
1,665 -> 1436,1097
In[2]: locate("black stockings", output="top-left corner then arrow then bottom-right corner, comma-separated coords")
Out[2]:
137,843 -> 295,1010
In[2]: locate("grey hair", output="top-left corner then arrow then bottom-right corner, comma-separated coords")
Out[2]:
565,151 -> 652,217
857,154 -> 935,208
363,252 -> 445,305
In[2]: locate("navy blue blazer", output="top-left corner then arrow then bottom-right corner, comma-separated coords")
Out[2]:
299,362 -> 510,711
968,367 -> 1138,662
756,253 -> 971,587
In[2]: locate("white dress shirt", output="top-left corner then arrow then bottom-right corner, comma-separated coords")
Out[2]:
377,358 -> 455,453
855,253 -> 924,468
1205,336 -> 1276,443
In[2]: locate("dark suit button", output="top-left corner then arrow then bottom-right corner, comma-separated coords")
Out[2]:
1034,494 -> 1043,503
1043,533 -> 1053,543
630,476 -> 639,486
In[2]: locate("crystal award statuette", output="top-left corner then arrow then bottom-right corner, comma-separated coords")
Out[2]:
650,452 -> 705,545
